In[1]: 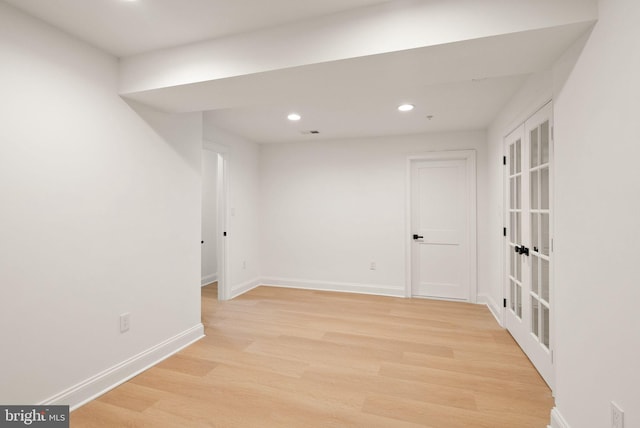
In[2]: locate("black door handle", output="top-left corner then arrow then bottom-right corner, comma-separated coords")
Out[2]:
515,245 -> 530,256
413,234 -> 424,240
514,245 -> 521,253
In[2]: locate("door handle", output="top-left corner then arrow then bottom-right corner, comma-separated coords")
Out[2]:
515,245 -> 530,256
413,234 -> 424,240
514,245 -> 521,253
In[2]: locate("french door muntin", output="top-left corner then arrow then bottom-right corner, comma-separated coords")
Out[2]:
505,102 -> 554,388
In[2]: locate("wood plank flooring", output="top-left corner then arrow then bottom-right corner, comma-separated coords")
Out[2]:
71,284 -> 554,427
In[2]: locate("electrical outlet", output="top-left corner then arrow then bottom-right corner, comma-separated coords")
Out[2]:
120,313 -> 131,333
611,402 -> 624,428
370,262 -> 376,270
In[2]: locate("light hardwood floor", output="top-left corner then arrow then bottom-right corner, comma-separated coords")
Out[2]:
71,284 -> 554,427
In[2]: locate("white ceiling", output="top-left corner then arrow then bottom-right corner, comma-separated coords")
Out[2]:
4,0 -> 393,57
205,76 -> 529,143
4,0 -> 596,144
127,22 -> 591,143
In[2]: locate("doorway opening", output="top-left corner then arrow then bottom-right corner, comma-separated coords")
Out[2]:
201,148 -> 228,300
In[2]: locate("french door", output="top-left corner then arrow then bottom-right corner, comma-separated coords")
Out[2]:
504,102 -> 554,388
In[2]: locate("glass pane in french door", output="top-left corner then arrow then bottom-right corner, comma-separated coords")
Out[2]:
529,119 -> 551,349
508,138 -> 523,319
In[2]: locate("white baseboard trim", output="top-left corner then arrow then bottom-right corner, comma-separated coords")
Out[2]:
201,272 -> 218,286
229,277 -> 261,299
550,407 -> 570,428
261,277 -> 405,298
41,323 -> 204,411
477,294 -> 503,326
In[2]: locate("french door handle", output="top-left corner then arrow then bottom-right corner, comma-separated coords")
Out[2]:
515,245 -> 530,256
514,245 -> 521,253
413,234 -> 424,240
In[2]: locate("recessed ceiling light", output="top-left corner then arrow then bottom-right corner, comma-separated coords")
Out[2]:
287,113 -> 301,121
398,104 -> 414,112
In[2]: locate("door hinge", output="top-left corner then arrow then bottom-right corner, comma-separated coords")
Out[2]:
503,156 -> 506,165
503,227 -> 507,237
223,231 -> 227,237
503,298 -> 507,308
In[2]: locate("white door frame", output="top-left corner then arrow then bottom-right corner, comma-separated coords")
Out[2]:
405,150 -> 477,302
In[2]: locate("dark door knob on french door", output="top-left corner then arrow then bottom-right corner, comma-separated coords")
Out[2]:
514,245 -> 530,256
413,234 -> 424,240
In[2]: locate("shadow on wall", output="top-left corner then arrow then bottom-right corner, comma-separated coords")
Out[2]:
125,100 -> 202,173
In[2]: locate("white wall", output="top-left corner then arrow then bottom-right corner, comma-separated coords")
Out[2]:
201,150 -> 218,285
0,3 -> 202,406
553,0 -> 640,425
203,122 -> 261,298
259,131 -> 489,298
487,0 -> 640,425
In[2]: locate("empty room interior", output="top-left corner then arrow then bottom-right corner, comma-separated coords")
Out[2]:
1,0 -> 638,427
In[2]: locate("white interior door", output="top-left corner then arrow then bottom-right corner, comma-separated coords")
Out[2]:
504,102 -> 554,388
411,152 -> 476,301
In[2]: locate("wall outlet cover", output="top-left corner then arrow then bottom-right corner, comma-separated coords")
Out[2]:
120,313 -> 131,333
611,402 -> 624,428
